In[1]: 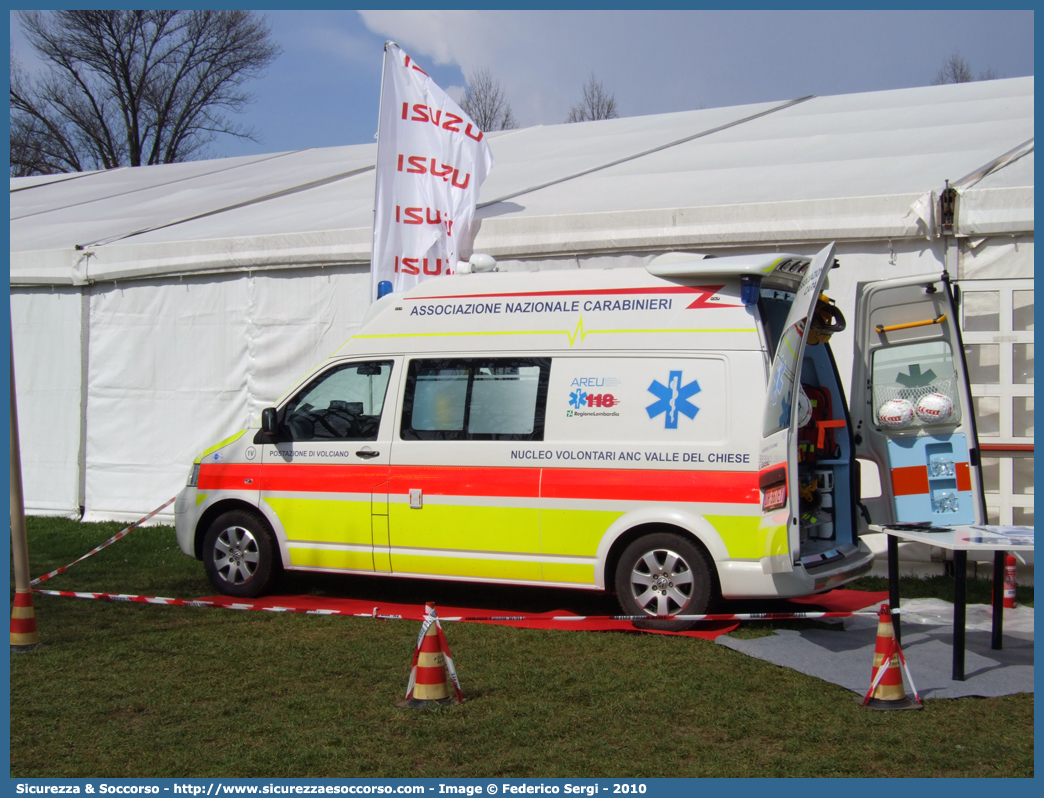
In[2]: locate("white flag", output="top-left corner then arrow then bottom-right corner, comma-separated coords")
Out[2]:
371,42 -> 495,301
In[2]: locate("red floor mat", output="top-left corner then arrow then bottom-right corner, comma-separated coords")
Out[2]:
198,593 -> 737,639
197,588 -> 888,641
787,588 -> 888,612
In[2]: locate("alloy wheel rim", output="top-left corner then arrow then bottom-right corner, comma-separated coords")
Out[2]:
628,548 -> 694,617
212,525 -> 260,585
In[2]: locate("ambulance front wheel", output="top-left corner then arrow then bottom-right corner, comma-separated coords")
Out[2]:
202,509 -> 282,598
614,532 -> 714,631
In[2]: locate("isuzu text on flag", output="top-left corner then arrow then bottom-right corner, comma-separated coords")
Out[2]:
371,42 -> 495,301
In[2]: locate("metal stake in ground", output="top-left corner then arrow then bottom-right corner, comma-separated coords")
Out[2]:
10,327 -> 40,652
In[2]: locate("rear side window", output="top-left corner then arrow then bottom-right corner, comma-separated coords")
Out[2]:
401,358 -> 551,440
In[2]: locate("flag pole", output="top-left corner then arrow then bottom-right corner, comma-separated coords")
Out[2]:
370,41 -> 393,303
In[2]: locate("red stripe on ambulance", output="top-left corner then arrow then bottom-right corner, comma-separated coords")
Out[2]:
259,464 -> 390,494
232,462 -> 759,505
197,464 -> 262,490
388,466 -> 541,498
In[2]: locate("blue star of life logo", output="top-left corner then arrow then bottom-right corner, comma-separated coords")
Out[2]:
569,389 -> 588,409
646,371 -> 700,429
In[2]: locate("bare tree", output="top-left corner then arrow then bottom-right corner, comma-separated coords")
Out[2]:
459,67 -> 517,132
10,110 -> 63,178
10,10 -> 280,176
566,74 -> 618,123
932,49 -> 997,85
10,56 -> 67,176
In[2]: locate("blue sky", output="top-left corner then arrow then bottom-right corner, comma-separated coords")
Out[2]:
9,10 -> 1035,160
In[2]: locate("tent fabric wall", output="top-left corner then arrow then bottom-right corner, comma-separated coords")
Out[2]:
10,288 -> 84,515
960,235 -> 1034,280
955,146 -> 1033,236
79,266 -> 370,522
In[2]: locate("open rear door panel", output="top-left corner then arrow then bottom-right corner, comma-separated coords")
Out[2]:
850,274 -> 985,527
757,243 -> 835,573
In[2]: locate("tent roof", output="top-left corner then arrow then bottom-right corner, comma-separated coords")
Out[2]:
10,76 -> 1033,286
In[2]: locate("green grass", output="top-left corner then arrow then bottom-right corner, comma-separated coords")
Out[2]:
10,517 -> 1034,778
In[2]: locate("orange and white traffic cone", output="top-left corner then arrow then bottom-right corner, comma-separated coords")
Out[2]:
10,589 -> 40,652
1003,555 -> 1017,609
396,603 -> 463,708
860,604 -> 922,711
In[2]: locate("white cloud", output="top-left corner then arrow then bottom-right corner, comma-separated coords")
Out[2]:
300,26 -> 377,67
357,9 -> 1035,129
355,10 -> 799,126
358,10 -> 516,67
358,10 -> 582,124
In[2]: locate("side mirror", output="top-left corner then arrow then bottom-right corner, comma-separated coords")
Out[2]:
261,407 -> 279,436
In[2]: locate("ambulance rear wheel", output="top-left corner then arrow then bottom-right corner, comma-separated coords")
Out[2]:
203,509 -> 282,598
614,533 -> 713,631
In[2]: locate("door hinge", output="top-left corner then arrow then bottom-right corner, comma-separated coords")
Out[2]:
940,182 -> 958,233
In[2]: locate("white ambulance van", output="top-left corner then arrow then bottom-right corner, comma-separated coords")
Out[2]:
175,243 -> 986,623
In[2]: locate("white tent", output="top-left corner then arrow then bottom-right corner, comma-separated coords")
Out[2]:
10,76 -> 1033,523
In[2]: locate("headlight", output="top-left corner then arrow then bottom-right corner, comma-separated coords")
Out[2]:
187,463 -> 200,487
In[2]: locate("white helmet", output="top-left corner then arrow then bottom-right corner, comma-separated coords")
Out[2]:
878,398 -> 915,429
915,392 -> 955,424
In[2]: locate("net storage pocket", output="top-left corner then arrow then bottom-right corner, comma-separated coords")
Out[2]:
872,372 -> 961,429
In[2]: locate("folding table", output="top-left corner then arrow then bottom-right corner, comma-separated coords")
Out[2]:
870,524 -> 1034,681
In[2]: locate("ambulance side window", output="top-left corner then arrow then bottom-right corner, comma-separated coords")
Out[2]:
281,361 -> 393,441
401,358 -> 550,440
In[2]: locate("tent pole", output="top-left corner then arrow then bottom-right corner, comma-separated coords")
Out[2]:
77,285 -> 91,517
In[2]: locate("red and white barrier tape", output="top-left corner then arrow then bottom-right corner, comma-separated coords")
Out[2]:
33,589 -> 217,608
30,496 -> 177,586
31,589 -> 406,618
438,610 -> 890,622
30,589 -> 890,623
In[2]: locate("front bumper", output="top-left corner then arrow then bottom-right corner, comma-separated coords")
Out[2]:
174,486 -> 199,559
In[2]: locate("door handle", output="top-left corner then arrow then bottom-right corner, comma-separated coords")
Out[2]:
355,449 -> 380,459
